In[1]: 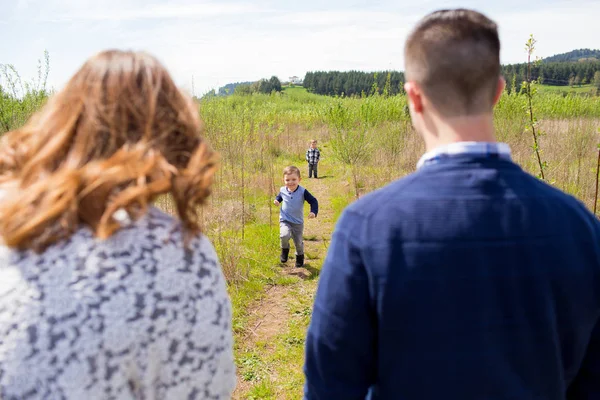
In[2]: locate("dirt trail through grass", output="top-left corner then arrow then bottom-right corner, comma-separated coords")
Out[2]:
232,175 -> 337,399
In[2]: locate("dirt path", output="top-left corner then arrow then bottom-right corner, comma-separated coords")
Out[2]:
232,175 -> 336,399
231,285 -> 291,396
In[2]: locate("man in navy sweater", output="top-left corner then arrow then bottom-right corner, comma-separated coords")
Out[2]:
303,8 -> 600,400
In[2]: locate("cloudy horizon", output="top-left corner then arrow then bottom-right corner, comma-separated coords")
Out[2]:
1,0 -> 599,96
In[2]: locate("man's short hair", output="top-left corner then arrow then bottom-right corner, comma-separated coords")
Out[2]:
404,9 -> 501,117
283,166 -> 301,177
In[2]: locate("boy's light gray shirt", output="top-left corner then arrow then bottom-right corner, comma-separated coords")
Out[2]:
278,185 -> 307,224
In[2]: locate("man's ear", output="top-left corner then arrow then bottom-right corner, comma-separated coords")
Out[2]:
404,82 -> 423,114
493,76 -> 506,106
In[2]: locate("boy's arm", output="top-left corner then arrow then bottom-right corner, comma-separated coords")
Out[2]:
567,319 -> 600,399
316,149 -> 320,162
306,149 -> 310,162
274,190 -> 283,204
304,189 -> 318,216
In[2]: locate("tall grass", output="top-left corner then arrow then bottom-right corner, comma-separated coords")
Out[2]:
195,87 -> 600,280
2,62 -> 600,285
0,51 -> 51,132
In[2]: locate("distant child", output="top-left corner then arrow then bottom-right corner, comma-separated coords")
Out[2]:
305,139 -> 320,179
274,166 -> 318,267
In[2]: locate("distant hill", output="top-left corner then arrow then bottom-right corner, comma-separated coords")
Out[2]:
543,49 -> 600,63
217,81 -> 254,96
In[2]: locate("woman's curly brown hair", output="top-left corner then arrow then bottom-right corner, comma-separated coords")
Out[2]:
0,50 -> 218,252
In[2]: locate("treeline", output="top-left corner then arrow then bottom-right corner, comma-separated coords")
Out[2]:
502,61 -> 600,91
204,76 -> 283,98
303,71 -> 405,97
217,81 -> 254,96
303,59 -> 600,98
234,76 -> 282,95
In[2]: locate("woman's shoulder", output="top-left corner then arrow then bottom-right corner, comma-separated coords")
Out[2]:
110,206 -> 220,266
128,206 -> 212,242
0,206 -> 225,298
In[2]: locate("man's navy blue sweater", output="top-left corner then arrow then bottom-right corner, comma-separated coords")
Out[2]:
303,155 -> 600,399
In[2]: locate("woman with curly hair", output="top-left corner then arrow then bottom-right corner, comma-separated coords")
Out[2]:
0,50 -> 236,399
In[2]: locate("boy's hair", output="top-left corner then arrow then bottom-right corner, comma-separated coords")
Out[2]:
404,9 -> 501,117
283,166 -> 301,178
310,139 -> 317,144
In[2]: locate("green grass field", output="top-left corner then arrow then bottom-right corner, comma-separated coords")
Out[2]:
538,83 -> 597,95
284,83 -> 599,97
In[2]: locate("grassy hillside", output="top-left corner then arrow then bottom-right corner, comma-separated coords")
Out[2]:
538,83 -> 598,95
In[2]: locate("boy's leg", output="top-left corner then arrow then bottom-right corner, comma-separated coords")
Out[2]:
290,222 -> 305,267
314,163 -> 318,179
308,163 -> 313,178
279,221 -> 291,262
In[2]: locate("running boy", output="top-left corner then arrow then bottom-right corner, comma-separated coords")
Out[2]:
274,166 -> 318,267
305,139 -> 320,178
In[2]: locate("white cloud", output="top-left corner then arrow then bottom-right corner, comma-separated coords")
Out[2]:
8,0 -> 267,22
2,0 -> 599,96
263,9 -> 417,28
62,3 -> 264,22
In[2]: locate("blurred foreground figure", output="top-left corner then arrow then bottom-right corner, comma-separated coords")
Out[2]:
303,9 -> 600,400
0,50 -> 236,399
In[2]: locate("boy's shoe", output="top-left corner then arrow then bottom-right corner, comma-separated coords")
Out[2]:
280,248 -> 290,263
295,254 -> 304,268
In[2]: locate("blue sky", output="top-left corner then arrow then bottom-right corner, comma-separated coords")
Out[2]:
1,0 -> 599,96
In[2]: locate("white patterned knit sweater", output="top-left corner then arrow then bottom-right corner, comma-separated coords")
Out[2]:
0,207 -> 236,399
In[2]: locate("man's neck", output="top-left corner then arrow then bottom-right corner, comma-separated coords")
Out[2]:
423,113 -> 496,152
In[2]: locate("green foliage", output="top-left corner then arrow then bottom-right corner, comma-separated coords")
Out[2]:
0,50 -> 51,134
202,88 -> 217,98
502,44 -> 600,95
234,83 -> 254,96
268,76 -> 282,92
524,34 -> 547,181
303,70 -> 405,97
382,71 -> 392,98
537,83 -> 596,96
503,60 -> 600,93
217,80 -> 254,96
246,380 -> 275,399
254,76 -> 282,94
214,76 -> 282,98
327,101 -> 372,166
331,194 -> 353,222
326,100 -> 380,198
